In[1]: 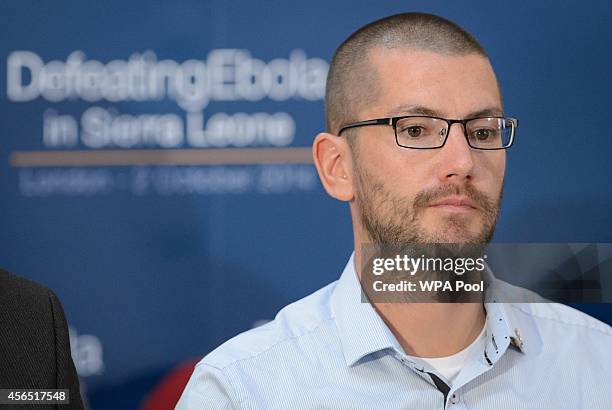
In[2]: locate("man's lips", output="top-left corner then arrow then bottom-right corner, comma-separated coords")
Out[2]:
427,196 -> 478,212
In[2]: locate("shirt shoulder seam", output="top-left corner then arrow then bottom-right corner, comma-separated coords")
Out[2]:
208,315 -> 336,371
194,362 -> 246,407
510,304 -> 612,337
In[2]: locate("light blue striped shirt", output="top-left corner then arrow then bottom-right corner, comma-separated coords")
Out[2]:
177,253 -> 612,409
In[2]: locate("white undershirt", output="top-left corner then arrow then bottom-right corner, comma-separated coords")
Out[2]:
407,319 -> 487,384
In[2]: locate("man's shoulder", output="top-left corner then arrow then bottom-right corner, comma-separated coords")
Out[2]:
202,280 -> 339,370
508,302 -> 612,337
0,268 -> 53,310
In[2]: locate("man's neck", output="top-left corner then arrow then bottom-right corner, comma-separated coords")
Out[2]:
373,301 -> 486,358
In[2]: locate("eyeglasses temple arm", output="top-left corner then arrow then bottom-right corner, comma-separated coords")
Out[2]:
337,118 -> 392,135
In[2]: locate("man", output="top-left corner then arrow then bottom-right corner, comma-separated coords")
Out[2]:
0,269 -> 84,409
177,13 -> 611,409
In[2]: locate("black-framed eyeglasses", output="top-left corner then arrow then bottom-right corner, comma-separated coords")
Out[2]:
337,115 -> 518,150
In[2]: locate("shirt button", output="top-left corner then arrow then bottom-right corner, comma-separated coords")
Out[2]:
450,393 -> 460,404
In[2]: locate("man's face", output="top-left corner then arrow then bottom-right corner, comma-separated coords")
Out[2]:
351,48 -> 505,245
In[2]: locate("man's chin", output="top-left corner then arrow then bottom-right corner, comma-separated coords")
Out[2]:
417,223 -> 487,244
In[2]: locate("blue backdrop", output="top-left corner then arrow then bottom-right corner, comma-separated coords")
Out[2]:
1,1 -> 610,408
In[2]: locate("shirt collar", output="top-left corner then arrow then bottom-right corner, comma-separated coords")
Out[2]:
331,252 -> 404,366
482,264 -> 543,361
331,252 -> 542,368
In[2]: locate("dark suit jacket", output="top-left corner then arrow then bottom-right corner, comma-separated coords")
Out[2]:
0,269 -> 84,409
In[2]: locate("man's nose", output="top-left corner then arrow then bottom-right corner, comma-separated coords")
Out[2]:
435,123 -> 475,183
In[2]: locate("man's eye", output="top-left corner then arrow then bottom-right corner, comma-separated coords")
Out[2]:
401,126 -> 425,138
473,128 -> 497,140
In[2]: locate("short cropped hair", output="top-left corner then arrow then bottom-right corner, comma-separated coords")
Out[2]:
325,13 -> 488,135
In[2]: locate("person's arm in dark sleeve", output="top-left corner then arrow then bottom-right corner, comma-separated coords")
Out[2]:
48,289 -> 85,409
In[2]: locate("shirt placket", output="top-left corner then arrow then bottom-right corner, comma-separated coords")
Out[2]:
443,304 -> 520,409
391,304 -> 520,410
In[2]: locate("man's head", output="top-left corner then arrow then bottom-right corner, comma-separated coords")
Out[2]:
313,13 -> 507,248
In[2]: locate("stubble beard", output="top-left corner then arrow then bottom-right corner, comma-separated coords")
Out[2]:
354,161 -> 502,247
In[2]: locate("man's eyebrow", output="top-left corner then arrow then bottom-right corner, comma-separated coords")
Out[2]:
387,104 -> 441,117
387,104 -> 504,118
465,107 -> 504,118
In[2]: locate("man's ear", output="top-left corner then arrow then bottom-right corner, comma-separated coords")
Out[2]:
312,132 -> 355,202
